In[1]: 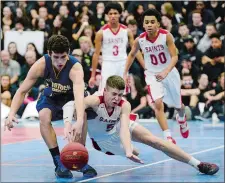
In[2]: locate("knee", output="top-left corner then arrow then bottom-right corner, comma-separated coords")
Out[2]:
154,99 -> 163,111
39,110 -> 51,126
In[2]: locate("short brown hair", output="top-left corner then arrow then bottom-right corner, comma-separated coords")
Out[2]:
47,35 -> 70,54
106,75 -> 125,90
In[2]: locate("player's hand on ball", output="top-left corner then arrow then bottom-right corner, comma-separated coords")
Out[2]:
64,122 -> 73,142
4,115 -> 18,131
71,122 -> 83,143
126,153 -> 144,164
155,69 -> 169,82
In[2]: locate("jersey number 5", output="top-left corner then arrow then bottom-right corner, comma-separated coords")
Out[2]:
150,52 -> 167,65
113,45 -> 119,56
106,124 -> 115,132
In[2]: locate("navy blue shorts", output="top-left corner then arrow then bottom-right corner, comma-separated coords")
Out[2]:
36,95 -> 64,121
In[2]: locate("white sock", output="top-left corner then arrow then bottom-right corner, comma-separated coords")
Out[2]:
178,113 -> 186,121
163,129 -> 171,139
188,157 -> 201,170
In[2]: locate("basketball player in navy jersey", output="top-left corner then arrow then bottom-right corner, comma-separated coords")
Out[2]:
4,35 -> 97,178
124,9 -> 189,144
63,75 -> 219,176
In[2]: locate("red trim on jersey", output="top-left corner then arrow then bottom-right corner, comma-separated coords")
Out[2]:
118,99 -> 125,107
146,28 -> 168,43
139,32 -> 147,38
120,24 -> 127,29
98,96 -> 104,104
102,24 -> 110,30
109,24 -> 121,35
147,85 -> 155,103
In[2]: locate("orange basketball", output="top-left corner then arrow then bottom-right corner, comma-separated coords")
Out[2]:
60,142 -> 89,171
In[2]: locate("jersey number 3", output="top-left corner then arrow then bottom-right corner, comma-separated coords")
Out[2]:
113,45 -> 119,56
150,52 -> 167,65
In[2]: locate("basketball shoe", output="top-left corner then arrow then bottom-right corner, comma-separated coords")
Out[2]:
198,162 -> 219,175
176,114 -> 189,138
53,155 -> 73,178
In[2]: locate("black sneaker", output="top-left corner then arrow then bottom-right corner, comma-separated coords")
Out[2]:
78,164 -> 97,177
198,162 -> 219,175
54,155 -> 73,178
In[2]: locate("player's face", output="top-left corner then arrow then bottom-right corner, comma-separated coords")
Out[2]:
107,9 -> 120,24
104,86 -> 124,107
143,16 -> 160,35
50,51 -> 68,70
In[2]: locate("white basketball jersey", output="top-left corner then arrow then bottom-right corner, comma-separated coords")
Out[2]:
86,96 -> 125,141
102,24 -> 128,62
138,29 -> 172,73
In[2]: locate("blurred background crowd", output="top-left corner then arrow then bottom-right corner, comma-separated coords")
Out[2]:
1,1 -> 224,121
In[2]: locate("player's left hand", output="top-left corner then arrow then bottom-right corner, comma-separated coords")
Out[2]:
155,69 -> 169,82
126,153 -> 144,164
71,122 -> 83,143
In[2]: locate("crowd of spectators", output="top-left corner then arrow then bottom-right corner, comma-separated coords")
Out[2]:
1,1 -> 224,121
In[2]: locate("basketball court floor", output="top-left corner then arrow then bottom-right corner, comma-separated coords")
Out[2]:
1,119 -> 224,182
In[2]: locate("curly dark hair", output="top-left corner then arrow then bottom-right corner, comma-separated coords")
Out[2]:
142,8 -> 162,22
47,35 -> 70,54
104,2 -> 122,14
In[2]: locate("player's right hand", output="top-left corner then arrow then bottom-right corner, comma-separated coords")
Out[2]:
88,76 -> 95,88
64,122 -> 72,143
4,115 -> 18,131
126,153 -> 144,164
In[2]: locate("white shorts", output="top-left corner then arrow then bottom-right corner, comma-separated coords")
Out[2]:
90,121 -> 138,156
145,68 -> 182,108
98,60 -> 126,94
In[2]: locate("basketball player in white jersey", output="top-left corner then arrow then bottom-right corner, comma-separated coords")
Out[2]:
124,9 -> 189,144
88,2 -> 144,94
63,75 -> 219,176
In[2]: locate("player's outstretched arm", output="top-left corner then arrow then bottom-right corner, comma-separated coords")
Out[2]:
124,37 -> 141,82
120,101 -> 143,164
89,30 -> 103,88
127,30 -> 145,69
4,57 -> 45,131
69,63 -> 85,142
165,33 -> 178,73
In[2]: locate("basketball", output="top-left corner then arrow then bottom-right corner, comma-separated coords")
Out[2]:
60,142 -> 89,171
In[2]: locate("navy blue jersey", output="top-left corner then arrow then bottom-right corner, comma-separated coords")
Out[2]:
42,54 -> 79,105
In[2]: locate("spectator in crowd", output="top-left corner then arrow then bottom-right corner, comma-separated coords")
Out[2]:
181,73 -> 210,120
94,2 -> 106,31
79,36 -> 94,69
83,25 -> 95,47
188,10 -> 206,43
181,73 -> 197,107
178,54 -> 200,85
207,1 -> 224,24
7,42 -> 25,67
201,33 -> 224,83
127,19 -> 142,39
58,5 -> 75,42
19,50 -> 44,89
161,2 -> 183,24
188,1 -> 215,25
197,23 -> 217,53
180,35 -> 203,68
26,42 -> 42,59
1,74 -> 17,107
0,50 -> 21,85
125,74 -> 149,118
201,72 -> 224,119
2,6 -> 14,29
72,13 -> 90,49
161,14 -> 178,37
175,23 -> 190,50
